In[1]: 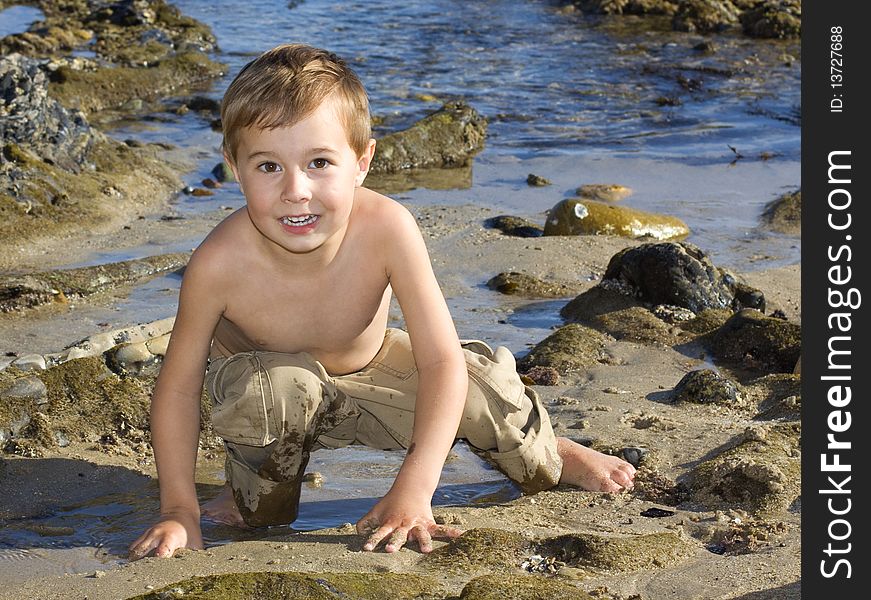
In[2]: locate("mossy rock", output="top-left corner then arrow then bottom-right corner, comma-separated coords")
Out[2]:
459,573 -> 593,600
483,215 -> 544,238
536,531 -> 695,574
592,306 -> 682,346
516,324 -> 609,375
129,572 -> 443,600
747,373 -> 801,421
677,307 -> 732,335
684,422 -> 801,515
740,0 -> 801,39
370,102 -> 487,174
672,0 -> 740,33
560,285 -> 641,324
671,369 -> 742,406
486,272 -> 581,298
707,309 -> 801,373
761,189 -> 800,235
544,198 -> 689,240
49,52 -> 227,115
426,528 -> 529,572
575,183 -> 632,202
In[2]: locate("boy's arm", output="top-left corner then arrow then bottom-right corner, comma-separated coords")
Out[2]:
357,202 -> 467,553
129,252 -> 224,559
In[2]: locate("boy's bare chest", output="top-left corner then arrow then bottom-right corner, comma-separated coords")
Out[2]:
214,263 -> 392,369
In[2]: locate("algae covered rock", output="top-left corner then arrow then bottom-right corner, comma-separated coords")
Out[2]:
543,198 -> 689,241
740,0 -> 801,38
486,272 -> 581,298
672,369 -> 742,405
560,285 -> 641,323
536,531 -> 695,574
459,573 -> 592,600
483,215 -> 544,238
684,422 -> 800,514
602,242 -> 757,314
370,101 -> 487,174
761,189 -> 800,235
708,309 -> 801,373
516,324 -> 609,375
749,373 -> 801,421
426,528 -> 529,572
592,306 -> 683,346
672,0 -> 740,33
575,183 -> 633,202
129,572 -> 443,600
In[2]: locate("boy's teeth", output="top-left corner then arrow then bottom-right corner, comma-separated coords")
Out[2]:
281,215 -> 317,226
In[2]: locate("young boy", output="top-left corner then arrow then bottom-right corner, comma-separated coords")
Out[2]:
129,44 -> 635,560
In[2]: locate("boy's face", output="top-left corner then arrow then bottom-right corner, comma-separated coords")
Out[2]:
227,97 -> 375,257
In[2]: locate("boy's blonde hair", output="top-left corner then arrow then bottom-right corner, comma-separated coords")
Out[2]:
221,44 -> 371,162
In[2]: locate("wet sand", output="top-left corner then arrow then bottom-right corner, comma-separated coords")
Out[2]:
0,199 -> 801,599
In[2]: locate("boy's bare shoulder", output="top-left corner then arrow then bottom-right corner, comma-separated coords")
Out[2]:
186,209 -> 251,279
354,187 -> 418,231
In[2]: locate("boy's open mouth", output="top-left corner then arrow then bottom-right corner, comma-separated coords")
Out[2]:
280,215 -> 319,227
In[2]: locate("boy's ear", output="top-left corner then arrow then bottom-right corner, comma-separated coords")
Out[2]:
354,138 -> 377,187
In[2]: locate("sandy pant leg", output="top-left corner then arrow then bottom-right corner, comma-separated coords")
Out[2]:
208,351 -> 357,527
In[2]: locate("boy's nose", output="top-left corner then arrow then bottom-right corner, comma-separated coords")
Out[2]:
281,171 -> 311,203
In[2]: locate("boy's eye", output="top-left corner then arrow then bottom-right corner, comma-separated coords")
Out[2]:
258,162 -> 281,173
309,158 -> 329,169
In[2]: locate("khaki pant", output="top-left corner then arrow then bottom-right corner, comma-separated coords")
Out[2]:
205,329 -> 562,526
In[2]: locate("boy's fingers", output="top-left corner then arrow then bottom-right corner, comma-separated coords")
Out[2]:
363,524 -> 393,551
128,536 -> 158,561
385,528 -> 408,553
431,524 -> 463,539
412,526 -> 433,553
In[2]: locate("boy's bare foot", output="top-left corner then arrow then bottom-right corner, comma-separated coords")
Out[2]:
201,484 -> 249,528
556,437 -> 636,493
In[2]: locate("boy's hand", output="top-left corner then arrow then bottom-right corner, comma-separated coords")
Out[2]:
356,488 -> 462,553
128,510 -> 204,560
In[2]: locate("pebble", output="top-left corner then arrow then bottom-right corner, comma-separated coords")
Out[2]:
0,376 -> 48,401
12,354 -> 46,371
303,471 -> 324,487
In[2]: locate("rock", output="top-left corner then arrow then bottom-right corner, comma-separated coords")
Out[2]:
459,573 -> 593,600
303,471 -> 324,487
601,242 -> 758,314
0,376 -> 48,402
560,285 -> 641,323
543,198 -> 689,240
574,183 -> 632,202
740,0 -> 801,39
672,369 -> 742,405
517,324 -> 609,375
11,354 -> 47,371
536,531 -> 695,573
520,365 -> 560,386
708,309 -> 801,373
746,373 -> 800,421
672,0 -> 740,33
0,54 -> 94,170
426,528 -> 529,572
684,422 -> 800,514
369,101 -> 487,174
573,1 -> 680,16
483,215 -> 544,238
127,572 -> 443,600
0,252 -> 189,312
526,173 -> 551,187
592,306 -> 683,346
211,161 -> 236,182
486,272 -> 581,298
620,446 -> 648,467
761,189 -> 800,235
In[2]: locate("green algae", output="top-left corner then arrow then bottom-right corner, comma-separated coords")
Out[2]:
543,198 -> 689,240
459,573 -> 593,600
592,305 -> 682,346
426,528 -> 529,573
707,309 -> 801,373
0,138 -> 182,261
516,324 -> 609,375
48,52 -> 226,115
129,572 -> 444,600
537,531 -> 695,575
486,272 -> 582,299
761,189 -> 800,235
0,252 -> 190,311
559,285 -> 641,324
684,422 -> 801,515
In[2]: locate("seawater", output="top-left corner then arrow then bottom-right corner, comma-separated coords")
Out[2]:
0,0 -> 800,578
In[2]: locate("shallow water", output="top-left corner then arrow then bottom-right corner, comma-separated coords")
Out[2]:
1,0 -> 800,582
0,443 -> 517,582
